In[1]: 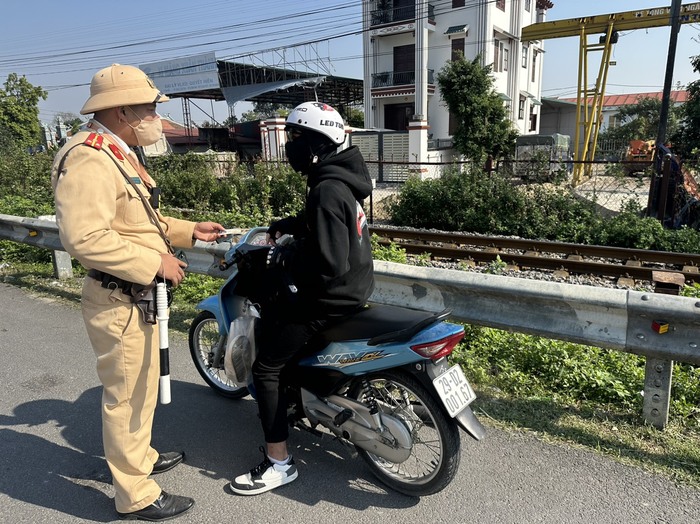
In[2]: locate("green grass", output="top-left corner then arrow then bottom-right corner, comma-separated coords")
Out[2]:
2,260 -> 699,488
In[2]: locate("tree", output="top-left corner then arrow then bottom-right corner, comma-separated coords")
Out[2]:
436,55 -> 517,163
598,96 -> 682,144
0,73 -> 47,146
338,106 -> 365,128
673,55 -> 700,161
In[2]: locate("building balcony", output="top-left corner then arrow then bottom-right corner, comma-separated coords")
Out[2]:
370,4 -> 435,28
372,69 -> 435,88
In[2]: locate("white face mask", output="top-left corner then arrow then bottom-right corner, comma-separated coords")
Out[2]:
125,106 -> 163,146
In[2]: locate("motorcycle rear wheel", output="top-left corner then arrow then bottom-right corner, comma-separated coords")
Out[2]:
188,311 -> 248,399
351,369 -> 461,496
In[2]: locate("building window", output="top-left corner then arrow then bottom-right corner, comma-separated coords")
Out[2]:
531,51 -> 537,82
608,114 -> 621,129
518,96 -> 526,120
522,45 -> 528,68
393,43 -> 415,85
525,0 -> 531,11
452,0 -> 465,7
493,38 -> 508,73
529,111 -> 538,132
451,38 -> 465,61
496,0 -> 505,11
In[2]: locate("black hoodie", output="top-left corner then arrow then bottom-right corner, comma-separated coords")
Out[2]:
285,145 -> 375,317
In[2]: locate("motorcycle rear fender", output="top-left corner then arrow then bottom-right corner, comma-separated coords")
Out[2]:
453,405 -> 486,441
417,359 -> 487,441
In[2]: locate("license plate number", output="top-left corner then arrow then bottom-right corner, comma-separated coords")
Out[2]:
432,364 -> 476,417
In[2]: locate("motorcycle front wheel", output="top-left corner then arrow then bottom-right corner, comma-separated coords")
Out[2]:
188,311 -> 248,399
350,369 -> 461,496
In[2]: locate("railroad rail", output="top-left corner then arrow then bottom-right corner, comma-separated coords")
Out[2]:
369,226 -> 700,283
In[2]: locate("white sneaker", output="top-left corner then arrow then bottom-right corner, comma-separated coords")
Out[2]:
230,448 -> 298,496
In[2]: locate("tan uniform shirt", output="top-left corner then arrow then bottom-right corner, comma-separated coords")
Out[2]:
52,121 -> 195,285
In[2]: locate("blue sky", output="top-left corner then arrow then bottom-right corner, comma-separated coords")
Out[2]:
541,1 -> 700,99
0,1 -> 697,125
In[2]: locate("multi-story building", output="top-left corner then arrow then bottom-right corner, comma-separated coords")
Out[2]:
360,0 -> 554,172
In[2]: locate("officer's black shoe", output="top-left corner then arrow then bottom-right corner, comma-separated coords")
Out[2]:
151,451 -> 184,475
117,491 -> 194,521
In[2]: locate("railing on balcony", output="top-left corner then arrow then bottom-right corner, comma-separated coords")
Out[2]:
370,3 -> 435,27
428,138 -> 454,151
372,69 -> 435,88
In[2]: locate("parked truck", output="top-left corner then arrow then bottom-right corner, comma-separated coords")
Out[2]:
514,133 -> 571,182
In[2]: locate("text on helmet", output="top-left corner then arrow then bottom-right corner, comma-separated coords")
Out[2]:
320,120 -> 344,129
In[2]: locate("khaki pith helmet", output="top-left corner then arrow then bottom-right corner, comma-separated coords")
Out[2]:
80,63 -> 169,115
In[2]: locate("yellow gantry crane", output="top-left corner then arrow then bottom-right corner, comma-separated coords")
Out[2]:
522,2 -> 700,185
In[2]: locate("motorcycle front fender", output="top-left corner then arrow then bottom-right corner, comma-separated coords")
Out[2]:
196,295 -> 225,329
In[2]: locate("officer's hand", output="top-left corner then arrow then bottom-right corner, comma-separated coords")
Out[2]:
193,222 -> 226,242
158,253 -> 187,287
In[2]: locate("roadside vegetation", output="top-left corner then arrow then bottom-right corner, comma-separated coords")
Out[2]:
1,71 -> 699,488
2,147 -> 700,488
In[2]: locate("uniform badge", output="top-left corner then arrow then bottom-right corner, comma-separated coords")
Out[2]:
108,143 -> 125,160
84,133 -> 103,150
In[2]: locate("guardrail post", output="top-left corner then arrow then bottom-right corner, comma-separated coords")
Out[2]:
52,250 -> 73,280
641,271 -> 683,428
37,215 -> 73,279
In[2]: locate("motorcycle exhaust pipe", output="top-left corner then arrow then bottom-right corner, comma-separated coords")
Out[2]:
301,389 -> 412,463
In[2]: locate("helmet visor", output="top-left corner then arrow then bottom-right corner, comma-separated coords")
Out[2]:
285,126 -> 303,142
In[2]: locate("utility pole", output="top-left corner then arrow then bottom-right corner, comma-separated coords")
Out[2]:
647,0 -> 683,218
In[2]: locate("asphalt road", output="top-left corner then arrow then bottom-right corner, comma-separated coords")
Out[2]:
1,282 -> 699,524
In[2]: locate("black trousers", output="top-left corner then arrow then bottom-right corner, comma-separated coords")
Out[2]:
252,314 -> 328,443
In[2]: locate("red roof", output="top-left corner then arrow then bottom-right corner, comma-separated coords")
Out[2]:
561,90 -> 688,107
160,117 -> 201,144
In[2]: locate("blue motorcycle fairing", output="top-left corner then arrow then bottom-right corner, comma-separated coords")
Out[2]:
296,321 -> 464,375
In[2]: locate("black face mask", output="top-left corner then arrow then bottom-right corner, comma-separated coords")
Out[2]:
285,139 -> 313,173
285,129 -> 337,173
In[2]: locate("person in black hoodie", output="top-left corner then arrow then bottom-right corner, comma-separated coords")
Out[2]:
230,102 -> 375,496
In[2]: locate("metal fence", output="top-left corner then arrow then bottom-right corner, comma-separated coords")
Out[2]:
1,213 -> 698,429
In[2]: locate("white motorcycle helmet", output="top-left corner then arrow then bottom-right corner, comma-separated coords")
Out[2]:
286,101 -> 346,146
284,102 -> 348,173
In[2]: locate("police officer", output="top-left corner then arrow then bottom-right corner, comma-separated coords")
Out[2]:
51,64 -> 224,521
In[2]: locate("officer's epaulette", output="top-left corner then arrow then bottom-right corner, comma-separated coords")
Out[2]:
84,132 -> 104,150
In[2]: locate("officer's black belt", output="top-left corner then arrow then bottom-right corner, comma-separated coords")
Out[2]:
88,269 -> 138,295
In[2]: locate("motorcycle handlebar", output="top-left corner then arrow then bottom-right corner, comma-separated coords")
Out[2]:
219,251 -> 242,272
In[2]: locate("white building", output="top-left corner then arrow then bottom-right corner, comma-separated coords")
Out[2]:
360,0 -> 553,174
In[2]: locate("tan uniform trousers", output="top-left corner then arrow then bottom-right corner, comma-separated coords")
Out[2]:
81,276 -> 161,513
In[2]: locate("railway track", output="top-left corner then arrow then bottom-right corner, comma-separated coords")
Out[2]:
369,226 -> 700,284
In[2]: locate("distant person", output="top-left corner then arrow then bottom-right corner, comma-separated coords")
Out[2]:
229,101 -> 375,495
51,63 -> 225,521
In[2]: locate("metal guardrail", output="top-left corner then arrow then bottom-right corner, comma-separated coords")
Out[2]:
2,213 -> 699,427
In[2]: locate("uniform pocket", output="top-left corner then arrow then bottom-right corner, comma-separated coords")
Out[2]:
122,183 -> 148,225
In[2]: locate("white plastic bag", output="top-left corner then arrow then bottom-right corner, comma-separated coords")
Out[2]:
224,303 -> 260,387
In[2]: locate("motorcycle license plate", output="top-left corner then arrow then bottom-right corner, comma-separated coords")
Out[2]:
432,364 -> 476,417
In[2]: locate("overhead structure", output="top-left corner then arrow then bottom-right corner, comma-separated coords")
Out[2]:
141,52 -> 363,129
521,2 -> 700,185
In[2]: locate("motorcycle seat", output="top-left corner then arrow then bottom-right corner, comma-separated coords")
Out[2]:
313,304 -> 451,347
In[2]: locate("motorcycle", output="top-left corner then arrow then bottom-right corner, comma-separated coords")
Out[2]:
188,227 -> 485,496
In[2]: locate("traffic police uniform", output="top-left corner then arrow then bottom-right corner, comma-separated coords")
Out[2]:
51,66 -> 196,514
